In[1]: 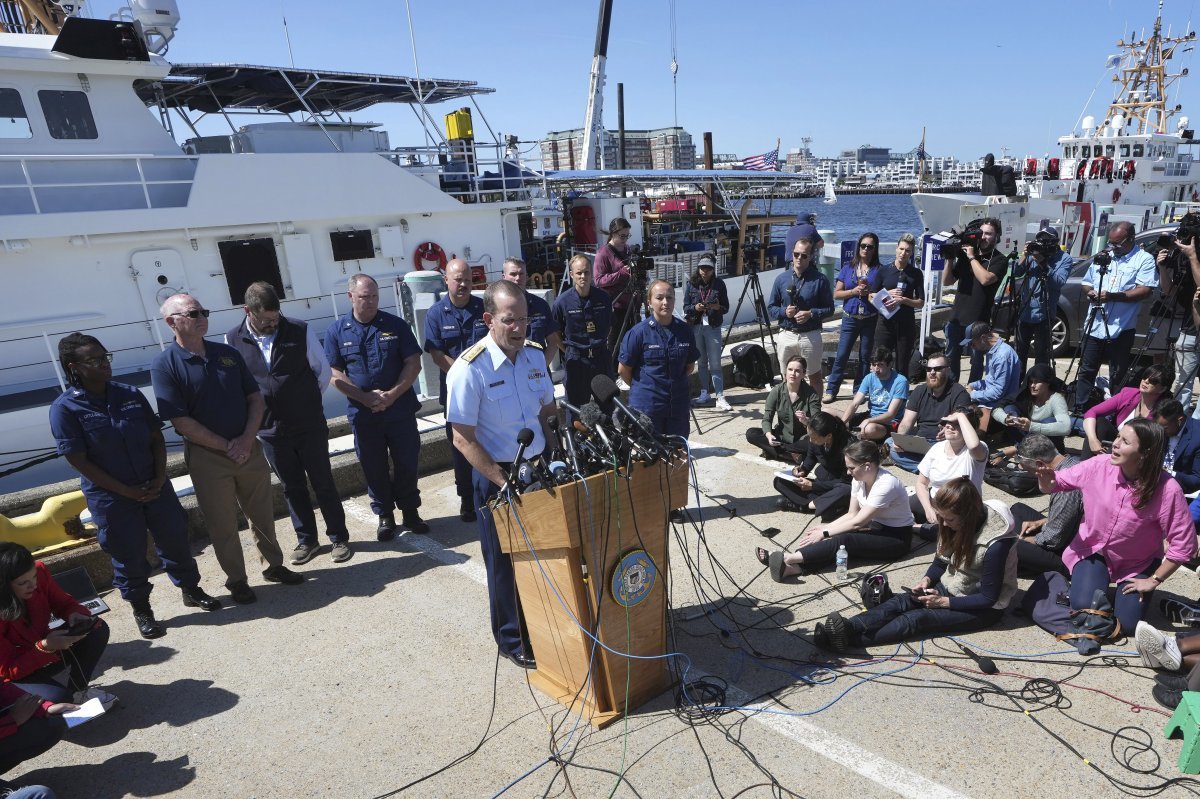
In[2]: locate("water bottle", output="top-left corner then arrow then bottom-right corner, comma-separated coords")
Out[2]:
835,544 -> 848,583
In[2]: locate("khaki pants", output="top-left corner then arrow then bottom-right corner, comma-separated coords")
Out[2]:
185,440 -> 283,587
774,329 -> 824,376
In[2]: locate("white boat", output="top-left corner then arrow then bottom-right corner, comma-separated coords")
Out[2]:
913,9 -> 1200,252
823,176 -> 837,205
0,0 -> 556,491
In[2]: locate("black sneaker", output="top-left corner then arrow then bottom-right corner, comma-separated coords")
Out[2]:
1156,671 -> 1190,691
776,497 -> 799,512
669,509 -> 685,523
1153,683 -> 1184,710
1160,596 -> 1200,626
377,513 -> 397,541
459,498 -> 477,523
402,509 -> 430,535
262,565 -> 304,585
824,612 -> 850,653
228,581 -> 257,605
131,603 -> 165,639
181,586 -> 222,612
330,541 -> 353,563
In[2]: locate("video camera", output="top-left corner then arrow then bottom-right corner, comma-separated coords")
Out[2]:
1154,211 -> 1200,308
940,218 -> 987,261
1026,230 -> 1060,259
1156,211 -> 1200,251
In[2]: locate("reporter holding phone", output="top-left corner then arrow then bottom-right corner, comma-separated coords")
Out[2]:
817,478 -> 1019,652
0,544 -> 114,708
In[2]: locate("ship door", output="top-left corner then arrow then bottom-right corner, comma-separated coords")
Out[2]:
217,238 -> 285,305
131,249 -> 187,320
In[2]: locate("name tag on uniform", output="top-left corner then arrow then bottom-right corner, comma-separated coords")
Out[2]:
488,380 -> 505,388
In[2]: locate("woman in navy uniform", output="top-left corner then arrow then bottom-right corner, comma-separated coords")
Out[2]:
618,279 -> 699,440
553,254 -> 613,409
48,333 -> 220,640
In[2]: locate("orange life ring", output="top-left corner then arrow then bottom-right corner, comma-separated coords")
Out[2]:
413,241 -> 448,271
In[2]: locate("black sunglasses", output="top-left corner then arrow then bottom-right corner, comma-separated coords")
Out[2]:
859,243 -> 877,250
171,309 -> 210,319
938,419 -> 960,428
925,364 -> 947,372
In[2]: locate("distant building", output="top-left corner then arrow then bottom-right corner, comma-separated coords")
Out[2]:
540,126 -> 695,170
856,145 -> 890,166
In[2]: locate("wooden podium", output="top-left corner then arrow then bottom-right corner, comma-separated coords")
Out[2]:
494,459 -> 688,728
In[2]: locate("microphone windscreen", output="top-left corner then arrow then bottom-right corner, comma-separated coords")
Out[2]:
580,402 -> 603,429
590,374 -> 619,406
516,427 -> 535,446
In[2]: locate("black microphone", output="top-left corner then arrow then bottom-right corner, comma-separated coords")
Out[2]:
956,642 -> 998,675
591,374 -> 667,458
613,412 -> 659,464
504,428 -> 535,494
580,402 -> 617,462
554,412 -> 582,476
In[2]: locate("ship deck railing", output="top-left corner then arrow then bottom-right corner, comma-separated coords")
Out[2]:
0,153 -> 198,216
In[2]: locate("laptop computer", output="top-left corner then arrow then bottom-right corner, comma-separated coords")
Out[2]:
890,433 -> 936,456
50,567 -> 110,620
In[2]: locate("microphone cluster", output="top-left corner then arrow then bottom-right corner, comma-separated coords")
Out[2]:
503,375 -> 681,497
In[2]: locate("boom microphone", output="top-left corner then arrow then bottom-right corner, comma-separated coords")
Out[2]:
956,642 -> 998,675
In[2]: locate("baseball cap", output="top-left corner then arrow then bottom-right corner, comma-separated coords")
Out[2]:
959,321 -> 993,346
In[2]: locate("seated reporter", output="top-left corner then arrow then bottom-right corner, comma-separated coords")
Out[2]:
989,363 -> 1071,463
1082,364 -> 1167,458
961,322 -> 1020,410
1035,418 -> 1196,634
1152,398 -> 1200,494
1011,434 -> 1081,577
913,406 -> 987,526
887,352 -> 968,473
840,347 -> 908,443
817,478 -> 1018,652
0,544 -> 113,707
746,355 -> 820,462
0,682 -> 78,778
773,411 -> 852,519
756,439 -> 914,580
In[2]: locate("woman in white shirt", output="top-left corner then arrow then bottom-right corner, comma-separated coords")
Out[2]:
757,439 -> 915,580
914,406 -> 987,527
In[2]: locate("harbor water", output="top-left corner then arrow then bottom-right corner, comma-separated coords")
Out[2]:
742,193 -> 927,245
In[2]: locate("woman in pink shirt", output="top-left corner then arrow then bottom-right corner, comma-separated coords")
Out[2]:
1037,417 -> 1196,634
1081,365 -> 1166,458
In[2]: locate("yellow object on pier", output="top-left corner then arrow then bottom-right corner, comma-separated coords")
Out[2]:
0,491 -> 93,556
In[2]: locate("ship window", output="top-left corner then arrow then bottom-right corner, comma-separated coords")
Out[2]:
37,90 -> 97,140
1133,144 -> 1144,157
1105,145 -> 1116,157
1120,144 -> 1130,158
1081,145 -> 1091,158
0,89 -> 31,139
1166,146 -> 1176,157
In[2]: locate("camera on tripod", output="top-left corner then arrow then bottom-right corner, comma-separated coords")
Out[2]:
1026,230 -> 1059,259
940,219 -> 986,260
1154,212 -> 1200,309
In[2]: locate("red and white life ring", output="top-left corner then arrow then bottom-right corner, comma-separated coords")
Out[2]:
412,241 -> 448,271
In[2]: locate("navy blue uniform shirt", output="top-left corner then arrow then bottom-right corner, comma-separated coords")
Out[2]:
324,310 -> 421,418
524,290 -> 559,349
423,294 -> 488,405
553,286 -> 612,358
49,381 -> 160,501
151,340 -> 259,440
619,315 -> 699,413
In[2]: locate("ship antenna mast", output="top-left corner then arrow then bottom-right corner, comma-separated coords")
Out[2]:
1110,1 -> 1196,135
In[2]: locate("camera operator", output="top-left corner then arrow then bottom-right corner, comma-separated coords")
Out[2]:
943,218 -> 1007,384
593,217 -> 636,359
1012,226 -> 1073,373
1074,221 -> 1158,411
1158,232 -> 1200,410
768,224 -> 834,396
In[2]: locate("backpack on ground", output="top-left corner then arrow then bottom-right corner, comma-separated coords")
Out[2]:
730,342 -> 774,389
983,462 -> 1040,497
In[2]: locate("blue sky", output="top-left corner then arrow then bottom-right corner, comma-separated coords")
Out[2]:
160,0 -> 1197,164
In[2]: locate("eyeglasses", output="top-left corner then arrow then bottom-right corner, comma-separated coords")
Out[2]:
75,353 -> 113,368
792,252 -> 808,259
1143,376 -> 1163,385
614,232 -> 631,240
925,364 -> 947,372
938,419 -> 960,428
859,243 -> 877,250
170,309 -> 210,319
496,316 -> 529,328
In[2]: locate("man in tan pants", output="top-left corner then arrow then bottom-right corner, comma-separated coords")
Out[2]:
151,293 -> 303,604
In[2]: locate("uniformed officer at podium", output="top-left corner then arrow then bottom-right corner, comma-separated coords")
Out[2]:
447,279 -> 556,669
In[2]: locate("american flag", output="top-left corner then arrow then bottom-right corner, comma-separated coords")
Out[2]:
742,147 -> 779,171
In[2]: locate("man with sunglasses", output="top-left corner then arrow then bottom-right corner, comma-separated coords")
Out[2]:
768,224 -> 833,395
1074,220 -> 1158,411
226,282 -> 351,567
152,294 -> 301,605
888,354 -> 968,472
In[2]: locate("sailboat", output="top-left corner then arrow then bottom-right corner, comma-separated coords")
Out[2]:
823,176 -> 838,205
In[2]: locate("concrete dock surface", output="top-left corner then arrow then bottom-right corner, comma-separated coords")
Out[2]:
10,382 -> 1200,799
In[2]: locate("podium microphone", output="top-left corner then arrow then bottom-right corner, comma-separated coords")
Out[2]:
550,413 -> 581,476
505,428 -> 535,494
591,374 -> 666,458
956,642 -> 998,675
580,402 -> 617,462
